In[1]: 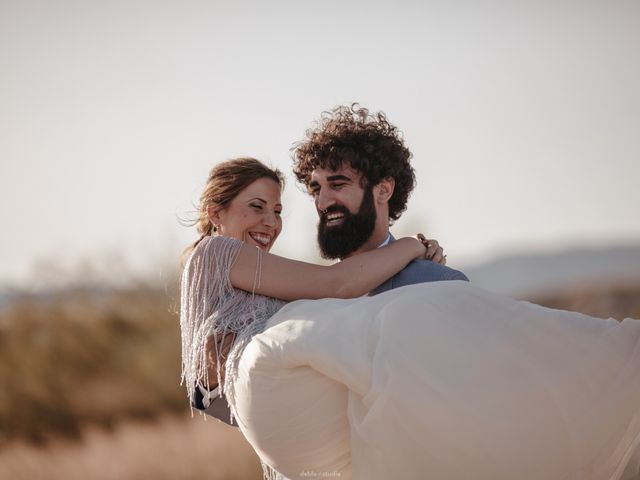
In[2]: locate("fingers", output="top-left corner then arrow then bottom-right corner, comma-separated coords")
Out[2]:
430,245 -> 446,264
417,235 -> 438,259
205,335 -> 217,361
220,333 -> 235,359
416,235 -> 447,265
416,233 -> 429,258
425,239 -> 439,260
204,333 -> 236,389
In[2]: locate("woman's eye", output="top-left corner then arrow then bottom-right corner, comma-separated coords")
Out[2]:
251,204 -> 263,210
275,210 -> 282,216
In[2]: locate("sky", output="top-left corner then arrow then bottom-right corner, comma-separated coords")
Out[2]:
1,0 -> 639,290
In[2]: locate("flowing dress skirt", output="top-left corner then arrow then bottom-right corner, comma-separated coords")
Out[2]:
231,281 -> 640,480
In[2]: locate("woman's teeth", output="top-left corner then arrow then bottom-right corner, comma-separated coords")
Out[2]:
249,232 -> 271,247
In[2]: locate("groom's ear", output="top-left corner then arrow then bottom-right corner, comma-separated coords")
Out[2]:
374,177 -> 395,204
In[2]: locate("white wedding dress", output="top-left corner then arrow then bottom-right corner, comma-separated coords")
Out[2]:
181,237 -> 640,480
232,281 -> 640,480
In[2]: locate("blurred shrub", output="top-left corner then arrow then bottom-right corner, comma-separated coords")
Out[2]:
530,282 -> 640,321
0,286 -> 187,445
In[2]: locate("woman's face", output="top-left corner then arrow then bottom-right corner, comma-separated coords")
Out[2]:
210,177 -> 283,251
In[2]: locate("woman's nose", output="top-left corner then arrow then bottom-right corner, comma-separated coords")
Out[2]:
263,211 -> 277,227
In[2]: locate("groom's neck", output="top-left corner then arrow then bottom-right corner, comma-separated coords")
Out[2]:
342,227 -> 390,259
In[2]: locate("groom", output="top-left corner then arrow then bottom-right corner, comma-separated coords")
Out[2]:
196,104 -> 468,422
292,103 -> 468,291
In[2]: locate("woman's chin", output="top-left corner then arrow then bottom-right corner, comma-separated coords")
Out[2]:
248,239 -> 272,252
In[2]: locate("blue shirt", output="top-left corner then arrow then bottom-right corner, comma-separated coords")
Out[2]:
370,235 -> 468,295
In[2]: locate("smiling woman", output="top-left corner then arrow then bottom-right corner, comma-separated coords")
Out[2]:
208,177 -> 283,251
184,158 -> 285,258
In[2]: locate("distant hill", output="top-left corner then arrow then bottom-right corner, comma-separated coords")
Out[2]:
462,246 -> 640,297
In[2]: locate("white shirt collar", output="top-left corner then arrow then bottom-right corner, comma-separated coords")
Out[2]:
338,233 -> 392,262
377,232 -> 392,249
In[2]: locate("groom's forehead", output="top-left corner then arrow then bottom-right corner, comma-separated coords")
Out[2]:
310,165 -> 362,184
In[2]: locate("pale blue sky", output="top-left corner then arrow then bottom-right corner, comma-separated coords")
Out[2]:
1,0 -> 639,289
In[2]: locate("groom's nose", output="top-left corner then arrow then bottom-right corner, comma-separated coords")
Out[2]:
315,189 -> 335,214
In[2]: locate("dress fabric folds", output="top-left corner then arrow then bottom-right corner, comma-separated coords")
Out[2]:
232,282 -> 640,480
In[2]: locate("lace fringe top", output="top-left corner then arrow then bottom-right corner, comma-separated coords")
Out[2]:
180,235 -> 286,423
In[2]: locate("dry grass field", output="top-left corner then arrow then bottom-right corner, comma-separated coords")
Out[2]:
0,415 -> 262,480
0,279 -> 638,479
0,287 -> 185,444
531,281 -> 640,320
0,285 -> 262,479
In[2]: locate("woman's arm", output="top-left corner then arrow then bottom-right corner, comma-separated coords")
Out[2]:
229,237 -> 426,301
198,239 -> 424,390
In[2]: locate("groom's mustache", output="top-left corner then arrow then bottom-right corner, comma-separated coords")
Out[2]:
319,204 -> 350,225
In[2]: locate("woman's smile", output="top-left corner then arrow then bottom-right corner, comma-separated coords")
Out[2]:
247,231 -> 275,250
212,177 -> 283,251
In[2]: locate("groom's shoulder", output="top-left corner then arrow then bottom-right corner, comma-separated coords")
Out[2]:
386,234 -> 468,282
368,259 -> 468,296
399,259 -> 469,283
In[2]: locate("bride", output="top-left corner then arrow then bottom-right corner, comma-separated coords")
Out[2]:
181,158 -> 640,480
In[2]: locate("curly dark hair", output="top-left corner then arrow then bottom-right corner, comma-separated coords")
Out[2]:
292,104 -> 416,222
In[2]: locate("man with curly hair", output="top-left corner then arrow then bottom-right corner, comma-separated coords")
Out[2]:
293,104 -> 468,294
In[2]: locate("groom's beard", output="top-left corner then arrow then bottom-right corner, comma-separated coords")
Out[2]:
317,185 -> 377,260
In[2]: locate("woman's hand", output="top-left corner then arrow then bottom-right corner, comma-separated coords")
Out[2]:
396,236 -> 429,261
203,332 -> 235,390
416,234 -> 446,265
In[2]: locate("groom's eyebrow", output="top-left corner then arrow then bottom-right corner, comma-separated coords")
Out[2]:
326,175 -> 352,183
308,174 -> 353,191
